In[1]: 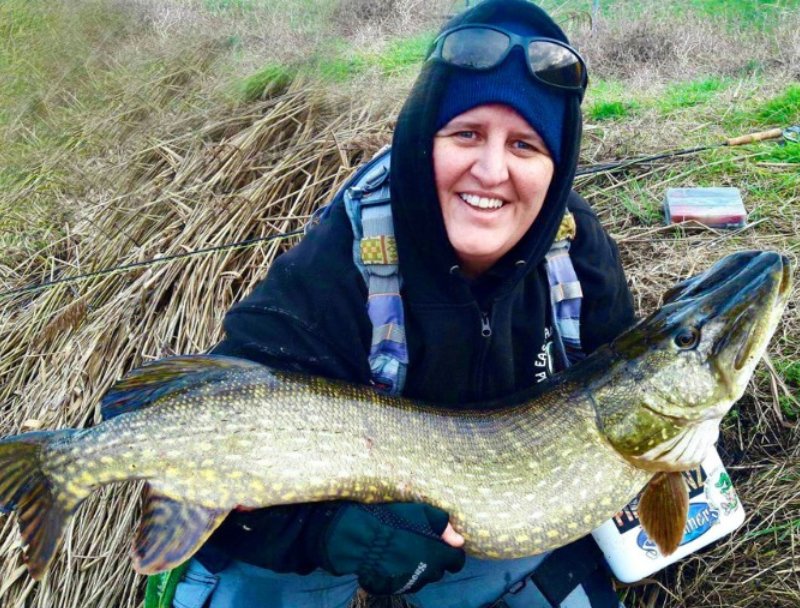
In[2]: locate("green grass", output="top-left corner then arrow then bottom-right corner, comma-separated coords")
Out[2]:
587,100 -> 638,121
204,0 -> 258,11
764,143 -> 800,164
543,0 -> 800,28
298,31 -> 434,83
235,63 -> 298,101
315,51 -> 368,82
0,0 -> 135,128
616,185 -> 663,225
657,77 -> 730,114
722,84 -> 800,132
0,0 -> 236,270
770,359 -> 800,422
0,0 -> 115,206
0,0 -> 53,47
721,85 -> 800,164
753,84 -> 800,126
0,2 -> 55,126
588,79 -> 628,98
375,32 -> 435,75
587,77 -> 784,124
774,358 -> 800,385
779,396 -> 799,421
745,519 -> 800,541
585,79 -> 641,122
685,0 -> 800,28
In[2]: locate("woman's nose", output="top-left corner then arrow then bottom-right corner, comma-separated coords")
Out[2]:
470,143 -> 509,186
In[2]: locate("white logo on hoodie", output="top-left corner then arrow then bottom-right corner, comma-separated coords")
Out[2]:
534,327 -> 555,383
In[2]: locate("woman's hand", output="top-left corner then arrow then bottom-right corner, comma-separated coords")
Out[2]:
317,502 -> 467,595
442,522 -> 465,547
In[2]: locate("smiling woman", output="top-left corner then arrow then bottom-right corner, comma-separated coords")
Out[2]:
433,104 -> 555,278
149,1 -> 637,608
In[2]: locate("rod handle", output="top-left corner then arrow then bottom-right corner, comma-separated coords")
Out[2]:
726,128 -> 784,146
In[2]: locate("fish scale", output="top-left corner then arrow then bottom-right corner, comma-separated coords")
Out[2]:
0,250 -> 791,579
41,369 -> 653,558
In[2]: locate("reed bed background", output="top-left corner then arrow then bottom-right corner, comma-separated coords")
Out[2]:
0,0 -> 798,606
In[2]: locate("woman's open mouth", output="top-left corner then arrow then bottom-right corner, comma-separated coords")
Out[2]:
459,193 -> 506,210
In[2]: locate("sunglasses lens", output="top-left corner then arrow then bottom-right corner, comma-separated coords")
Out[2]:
442,28 -> 510,69
527,40 -> 584,88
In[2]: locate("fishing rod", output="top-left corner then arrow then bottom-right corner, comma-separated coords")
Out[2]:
575,124 -> 800,177
0,229 -> 305,301
1,125 -> 796,302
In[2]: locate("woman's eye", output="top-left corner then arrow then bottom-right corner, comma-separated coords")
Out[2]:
513,140 -> 536,152
456,131 -> 476,139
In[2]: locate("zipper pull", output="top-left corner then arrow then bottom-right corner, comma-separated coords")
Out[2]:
480,311 -> 492,338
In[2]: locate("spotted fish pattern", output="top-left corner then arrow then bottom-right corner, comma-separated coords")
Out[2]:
0,251 -> 791,582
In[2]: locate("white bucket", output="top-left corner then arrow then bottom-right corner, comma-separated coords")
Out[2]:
592,448 -> 745,583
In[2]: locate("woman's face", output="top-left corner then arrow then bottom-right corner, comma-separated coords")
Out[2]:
433,103 -> 555,278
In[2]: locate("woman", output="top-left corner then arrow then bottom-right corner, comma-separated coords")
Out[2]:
154,0 -> 635,606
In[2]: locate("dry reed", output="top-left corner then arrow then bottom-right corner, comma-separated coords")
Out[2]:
0,1 -> 799,607
0,81 -> 396,608
1,81 -> 798,608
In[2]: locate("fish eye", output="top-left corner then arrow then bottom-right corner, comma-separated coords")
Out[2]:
674,328 -> 700,349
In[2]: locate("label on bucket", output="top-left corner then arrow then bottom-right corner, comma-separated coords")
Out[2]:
592,448 -> 745,583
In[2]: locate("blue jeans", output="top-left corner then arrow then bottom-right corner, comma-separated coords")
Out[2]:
172,553 -> 597,608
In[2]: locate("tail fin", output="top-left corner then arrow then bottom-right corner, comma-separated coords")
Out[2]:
0,430 -> 85,579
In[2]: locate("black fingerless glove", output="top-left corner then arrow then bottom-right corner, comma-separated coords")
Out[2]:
314,502 -> 466,595
208,504 -> 322,574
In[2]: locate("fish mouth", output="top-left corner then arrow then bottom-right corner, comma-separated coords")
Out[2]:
637,418 -> 722,471
640,402 -> 693,425
661,251 -> 788,305
712,253 -> 791,385
667,251 -> 792,393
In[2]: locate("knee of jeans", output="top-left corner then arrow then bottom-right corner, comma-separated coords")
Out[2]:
173,560 -> 220,608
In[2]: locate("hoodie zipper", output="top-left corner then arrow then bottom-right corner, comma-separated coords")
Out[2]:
474,307 -> 493,395
480,310 -> 492,338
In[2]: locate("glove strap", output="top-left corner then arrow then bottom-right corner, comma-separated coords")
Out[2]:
355,504 -> 442,541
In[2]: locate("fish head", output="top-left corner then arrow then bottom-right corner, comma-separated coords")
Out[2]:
596,251 -> 792,472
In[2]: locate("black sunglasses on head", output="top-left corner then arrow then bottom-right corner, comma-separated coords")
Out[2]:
428,25 -> 588,98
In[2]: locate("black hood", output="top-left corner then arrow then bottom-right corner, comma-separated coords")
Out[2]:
390,0 -> 583,306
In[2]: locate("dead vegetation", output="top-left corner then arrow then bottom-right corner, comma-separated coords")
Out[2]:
0,82 -> 396,608
0,0 -> 799,607
575,12 -> 800,83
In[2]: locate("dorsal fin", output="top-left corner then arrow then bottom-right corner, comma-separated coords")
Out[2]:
101,355 -> 264,420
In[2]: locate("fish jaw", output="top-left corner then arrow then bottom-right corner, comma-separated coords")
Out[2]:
592,251 -> 792,473
632,417 -> 721,472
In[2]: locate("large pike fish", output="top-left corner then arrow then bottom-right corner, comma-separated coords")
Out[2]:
0,251 -> 791,580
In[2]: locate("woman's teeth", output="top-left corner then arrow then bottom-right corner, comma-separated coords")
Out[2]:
460,193 -> 504,209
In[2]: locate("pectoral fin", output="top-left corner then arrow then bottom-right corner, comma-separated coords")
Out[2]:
638,472 -> 689,556
132,486 -> 228,575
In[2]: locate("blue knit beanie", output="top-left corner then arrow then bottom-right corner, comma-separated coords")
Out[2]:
435,19 -> 566,165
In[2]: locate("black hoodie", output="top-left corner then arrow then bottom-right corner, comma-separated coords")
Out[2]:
207,0 -> 635,576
